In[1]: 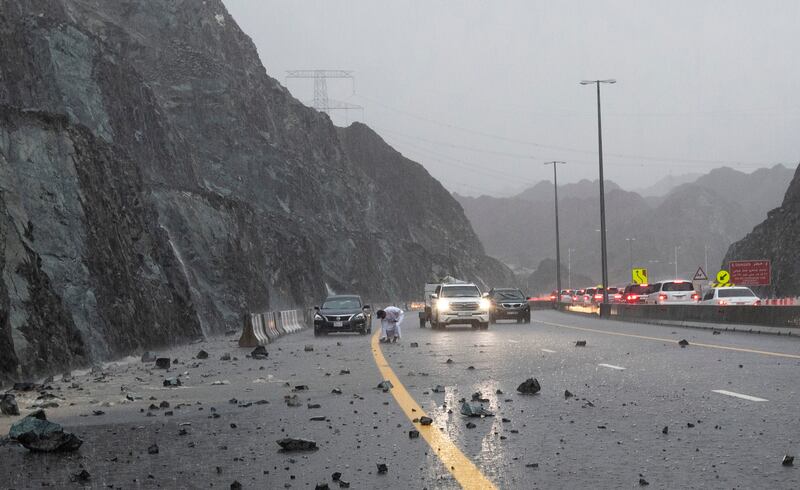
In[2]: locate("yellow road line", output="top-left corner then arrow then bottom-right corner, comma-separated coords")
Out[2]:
536,319 -> 800,360
371,331 -> 497,490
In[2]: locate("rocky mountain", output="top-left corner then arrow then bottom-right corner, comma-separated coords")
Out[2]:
456,164 -> 795,290
724,164 -> 800,297
635,172 -> 702,197
0,0 -> 512,381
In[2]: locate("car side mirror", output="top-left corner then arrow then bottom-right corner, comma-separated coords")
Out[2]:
314,306 -> 320,311
362,305 -> 371,310
430,293 -> 438,299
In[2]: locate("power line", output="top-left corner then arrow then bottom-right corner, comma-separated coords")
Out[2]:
356,93 -> 791,168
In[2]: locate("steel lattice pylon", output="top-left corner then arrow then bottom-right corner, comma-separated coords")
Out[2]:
285,70 -> 363,116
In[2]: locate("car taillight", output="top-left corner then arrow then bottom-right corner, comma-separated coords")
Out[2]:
754,300 -> 761,306
627,294 -> 638,302
594,294 -> 603,300
658,294 -> 668,302
614,294 -> 622,299
718,299 -> 728,306
691,293 -> 700,301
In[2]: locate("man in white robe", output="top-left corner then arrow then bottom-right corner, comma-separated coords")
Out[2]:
377,306 -> 404,343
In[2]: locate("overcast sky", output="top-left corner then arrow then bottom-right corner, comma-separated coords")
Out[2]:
224,1 -> 800,196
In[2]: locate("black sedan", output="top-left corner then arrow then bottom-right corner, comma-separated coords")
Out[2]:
313,295 -> 372,336
487,288 -> 531,323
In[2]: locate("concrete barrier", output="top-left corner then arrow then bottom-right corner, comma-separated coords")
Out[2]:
599,303 -> 800,329
238,308 -> 309,347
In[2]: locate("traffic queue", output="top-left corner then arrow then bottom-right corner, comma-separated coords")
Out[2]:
552,280 -> 763,306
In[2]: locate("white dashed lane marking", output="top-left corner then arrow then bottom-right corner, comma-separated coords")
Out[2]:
541,348 -> 556,353
712,390 -> 768,402
598,363 -> 626,371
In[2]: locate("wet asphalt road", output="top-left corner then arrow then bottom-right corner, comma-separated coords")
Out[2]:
2,309 -> 800,489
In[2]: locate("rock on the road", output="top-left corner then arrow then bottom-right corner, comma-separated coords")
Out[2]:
517,377 -> 542,395
277,438 -> 318,451
9,410 -> 83,452
1,394 -> 20,415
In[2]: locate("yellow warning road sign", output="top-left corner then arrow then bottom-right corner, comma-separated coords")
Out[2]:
716,269 -> 731,285
632,268 -> 648,285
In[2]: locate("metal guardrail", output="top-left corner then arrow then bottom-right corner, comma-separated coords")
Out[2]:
593,303 -> 800,329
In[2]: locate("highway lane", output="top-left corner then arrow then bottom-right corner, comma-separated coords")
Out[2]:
2,308 -> 798,489
381,309 -> 800,489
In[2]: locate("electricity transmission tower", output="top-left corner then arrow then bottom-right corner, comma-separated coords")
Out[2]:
285,70 -> 363,121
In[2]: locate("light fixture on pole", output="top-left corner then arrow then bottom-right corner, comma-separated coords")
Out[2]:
581,79 -> 616,308
544,161 -> 566,299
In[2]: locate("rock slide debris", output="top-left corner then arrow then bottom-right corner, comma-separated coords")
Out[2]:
517,378 -> 541,395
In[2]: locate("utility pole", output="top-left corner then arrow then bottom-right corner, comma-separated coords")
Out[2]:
544,161 -> 566,299
704,244 -> 709,276
625,238 -> 636,273
581,79 -> 616,307
568,248 -> 574,289
674,246 -> 680,278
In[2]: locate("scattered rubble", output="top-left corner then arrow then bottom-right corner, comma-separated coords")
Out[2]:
163,378 -> 181,387
9,410 -> 83,452
196,350 -> 209,359
409,430 -> 420,439
662,426 -> 669,434
678,339 -> 689,347
70,469 -> 91,483
419,416 -> 433,426
432,385 -> 446,393
564,390 -> 574,399
466,422 -> 477,429
148,444 -> 159,454
782,455 -> 794,466
220,353 -> 232,361
639,477 -> 650,486
155,358 -> 171,369
575,340 -> 587,347
304,345 -> 314,352
376,463 -> 388,474
410,342 -> 419,348
376,380 -> 393,392
277,438 -> 318,451
517,378 -> 541,395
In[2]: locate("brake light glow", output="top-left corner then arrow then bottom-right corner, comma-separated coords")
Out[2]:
594,294 -> 603,300
627,294 -> 638,301
718,299 -> 728,306
658,294 -> 668,302
614,293 -> 622,299
691,293 -> 700,301
754,300 -> 761,306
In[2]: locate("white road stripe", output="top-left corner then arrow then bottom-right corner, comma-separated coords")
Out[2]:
541,348 -> 556,353
712,390 -> 768,402
508,340 -> 519,344
598,363 -> 626,371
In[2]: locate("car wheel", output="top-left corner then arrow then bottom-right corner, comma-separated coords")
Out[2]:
480,322 -> 489,330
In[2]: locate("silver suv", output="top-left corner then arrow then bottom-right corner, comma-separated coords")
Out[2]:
645,280 -> 699,305
430,283 -> 490,330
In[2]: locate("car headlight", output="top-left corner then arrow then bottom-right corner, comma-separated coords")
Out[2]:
437,299 -> 450,311
314,313 -> 324,321
353,313 -> 365,321
479,298 -> 491,311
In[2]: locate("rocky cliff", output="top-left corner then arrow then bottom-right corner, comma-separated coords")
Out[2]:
725,164 -> 800,296
0,0 -> 512,381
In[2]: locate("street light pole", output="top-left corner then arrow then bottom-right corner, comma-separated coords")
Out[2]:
568,248 -> 574,290
581,79 -> 616,307
544,161 -> 566,299
674,245 -> 680,278
625,238 -> 636,274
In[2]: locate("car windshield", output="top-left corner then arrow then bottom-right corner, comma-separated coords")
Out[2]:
322,298 -> 361,309
719,288 -> 755,298
494,290 -> 524,300
441,286 -> 481,298
662,282 -> 694,292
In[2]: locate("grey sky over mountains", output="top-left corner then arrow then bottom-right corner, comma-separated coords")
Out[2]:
225,0 -> 800,196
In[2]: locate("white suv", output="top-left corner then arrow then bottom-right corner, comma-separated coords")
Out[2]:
430,283 -> 490,330
699,287 -> 761,306
645,280 -> 699,305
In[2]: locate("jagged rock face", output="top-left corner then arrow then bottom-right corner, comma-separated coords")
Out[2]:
725,165 -> 800,296
0,0 -> 511,379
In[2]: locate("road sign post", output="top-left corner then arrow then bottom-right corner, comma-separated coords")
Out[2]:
693,267 -> 708,281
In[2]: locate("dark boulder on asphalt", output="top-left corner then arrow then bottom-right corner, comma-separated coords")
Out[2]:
196,350 -> 209,359
517,378 -> 541,395
231,481 -> 242,490
678,339 -> 689,347
564,390 -> 574,399
70,469 -> 91,483
376,463 -> 388,474
251,346 -> 268,359
12,382 -> 37,391
782,455 -> 794,466
9,410 -> 83,452
141,351 -> 158,363
639,477 -> 650,486
220,353 -> 232,361
148,444 -> 159,454
1,394 -> 20,415
461,401 -> 494,417
466,422 -> 477,429
376,380 -> 393,392
163,377 -> 181,387
155,358 -> 171,369
304,345 -> 314,352
315,484 -> 329,490
419,416 -> 433,426
575,340 -> 587,347
662,426 -> 669,434
277,438 -> 318,451
331,472 -> 342,481
471,392 -> 489,403
432,385 -> 445,393
410,342 -> 419,348
409,430 -> 420,439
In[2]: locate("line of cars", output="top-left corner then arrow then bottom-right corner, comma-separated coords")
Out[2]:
419,282 -> 531,330
554,280 -> 761,306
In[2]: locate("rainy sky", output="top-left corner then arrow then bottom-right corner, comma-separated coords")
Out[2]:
224,0 -> 800,196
